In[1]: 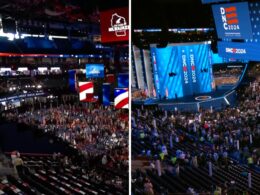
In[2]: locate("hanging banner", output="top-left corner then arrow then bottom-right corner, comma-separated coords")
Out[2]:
114,88 -> 129,109
102,83 -> 111,106
100,7 -> 129,43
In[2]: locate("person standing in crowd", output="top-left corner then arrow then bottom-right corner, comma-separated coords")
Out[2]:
144,178 -> 154,195
13,155 -> 24,176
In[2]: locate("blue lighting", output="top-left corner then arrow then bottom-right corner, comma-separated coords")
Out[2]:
151,43 -> 213,99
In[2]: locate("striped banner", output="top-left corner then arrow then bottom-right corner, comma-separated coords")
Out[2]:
114,88 -> 129,109
79,82 -> 94,101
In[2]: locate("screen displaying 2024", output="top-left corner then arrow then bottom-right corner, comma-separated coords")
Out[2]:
151,43 -> 213,99
212,2 -> 260,61
212,2 -> 253,39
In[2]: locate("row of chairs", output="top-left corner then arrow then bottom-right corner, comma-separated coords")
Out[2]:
2,153 -> 127,195
0,175 -> 38,195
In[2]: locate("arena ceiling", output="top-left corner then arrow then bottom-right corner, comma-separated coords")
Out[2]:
0,0 -> 128,23
132,0 -> 213,29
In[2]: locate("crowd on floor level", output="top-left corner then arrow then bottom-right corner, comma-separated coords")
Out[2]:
213,68 -> 243,77
132,76 -> 259,194
5,104 -> 128,152
1,103 -> 129,192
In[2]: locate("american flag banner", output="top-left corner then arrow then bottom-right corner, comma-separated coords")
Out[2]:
78,82 -> 94,101
114,88 -> 129,109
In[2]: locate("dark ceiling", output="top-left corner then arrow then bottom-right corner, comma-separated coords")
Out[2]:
0,0 -> 128,23
132,0 -> 214,29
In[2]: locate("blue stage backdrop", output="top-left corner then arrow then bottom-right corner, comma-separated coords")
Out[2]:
118,73 -> 129,88
102,83 -> 111,106
151,43 -> 213,99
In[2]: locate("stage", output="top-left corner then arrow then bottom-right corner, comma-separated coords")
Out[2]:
133,89 -> 237,112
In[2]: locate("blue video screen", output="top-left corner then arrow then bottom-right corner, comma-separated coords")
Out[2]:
218,41 -> 260,61
212,2 -> 253,39
118,73 -> 129,88
151,43 -> 213,99
86,64 -> 104,78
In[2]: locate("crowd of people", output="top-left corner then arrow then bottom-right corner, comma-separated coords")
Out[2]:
3,103 -> 129,185
132,75 -> 260,194
5,104 -> 128,152
213,67 -> 243,77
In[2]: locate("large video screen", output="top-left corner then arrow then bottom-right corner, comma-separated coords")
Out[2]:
86,64 -> 104,78
218,41 -> 260,61
151,43 -> 213,99
100,7 -> 129,43
212,2 -> 253,39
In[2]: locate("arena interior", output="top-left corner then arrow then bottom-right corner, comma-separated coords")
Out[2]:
131,0 -> 260,194
0,0 -> 129,194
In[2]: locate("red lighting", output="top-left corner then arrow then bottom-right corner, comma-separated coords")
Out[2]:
0,53 -> 60,57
